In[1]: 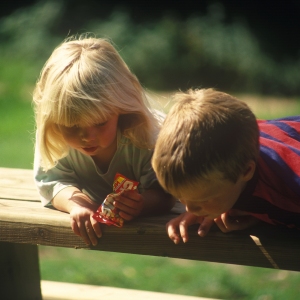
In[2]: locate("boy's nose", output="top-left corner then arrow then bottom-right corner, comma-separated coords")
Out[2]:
186,204 -> 202,215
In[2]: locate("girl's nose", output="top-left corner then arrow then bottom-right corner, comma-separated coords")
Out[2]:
80,127 -> 97,141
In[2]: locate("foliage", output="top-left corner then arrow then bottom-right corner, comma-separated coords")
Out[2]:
0,0 -> 300,96
0,0 -> 61,62
76,5 -> 300,95
0,57 -> 36,168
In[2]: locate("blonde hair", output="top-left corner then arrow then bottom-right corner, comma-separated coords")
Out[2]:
33,35 -> 160,170
152,88 -> 259,195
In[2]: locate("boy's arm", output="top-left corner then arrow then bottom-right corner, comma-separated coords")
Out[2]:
214,210 -> 261,232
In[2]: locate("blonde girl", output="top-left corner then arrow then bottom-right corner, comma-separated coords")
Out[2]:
33,35 -> 175,246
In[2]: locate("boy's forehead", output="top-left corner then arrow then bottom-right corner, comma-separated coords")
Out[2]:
174,174 -> 229,200
176,181 -> 218,200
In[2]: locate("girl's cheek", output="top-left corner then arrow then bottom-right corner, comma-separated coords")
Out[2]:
62,131 -> 79,141
62,134 -> 79,146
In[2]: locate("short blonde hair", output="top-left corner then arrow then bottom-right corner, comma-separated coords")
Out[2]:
33,35 -> 160,170
152,88 -> 259,195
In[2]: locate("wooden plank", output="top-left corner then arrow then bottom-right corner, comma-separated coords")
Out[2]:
0,167 -> 39,201
1,167 -> 300,271
0,242 -> 42,300
1,197 -> 300,271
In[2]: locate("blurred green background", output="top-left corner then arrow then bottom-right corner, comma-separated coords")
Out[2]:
1,0 -> 300,299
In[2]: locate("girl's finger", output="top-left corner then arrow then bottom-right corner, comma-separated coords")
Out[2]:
85,220 -> 100,246
118,210 -> 134,221
70,218 -> 81,237
119,190 -> 140,201
77,221 -> 91,245
91,216 -> 102,239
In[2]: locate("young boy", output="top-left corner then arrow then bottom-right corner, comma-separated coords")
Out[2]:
152,88 -> 300,244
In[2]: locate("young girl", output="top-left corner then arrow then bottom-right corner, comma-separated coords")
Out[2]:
33,35 -> 175,246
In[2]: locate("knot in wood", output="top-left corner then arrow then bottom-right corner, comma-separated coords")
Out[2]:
137,227 -> 146,235
38,228 -> 45,237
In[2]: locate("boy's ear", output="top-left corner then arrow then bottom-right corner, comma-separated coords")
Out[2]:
242,160 -> 256,182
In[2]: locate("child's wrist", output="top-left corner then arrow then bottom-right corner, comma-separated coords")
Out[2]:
68,191 -> 94,210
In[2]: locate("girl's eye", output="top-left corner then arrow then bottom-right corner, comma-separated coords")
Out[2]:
58,124 -> 79,132
66,125 -> 80,131
96,121 -> 107,127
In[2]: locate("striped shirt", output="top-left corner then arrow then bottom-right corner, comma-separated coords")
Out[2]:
233,116 -> 300,230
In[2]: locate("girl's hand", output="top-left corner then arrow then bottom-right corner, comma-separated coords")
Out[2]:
214,209 -> 260,233
51,188 -> 102,246
69,204 -> 102,246
166,212 -> 215,244
113,189 -> 144,221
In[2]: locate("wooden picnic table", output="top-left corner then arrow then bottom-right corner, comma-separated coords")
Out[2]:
1,167 -> 300,299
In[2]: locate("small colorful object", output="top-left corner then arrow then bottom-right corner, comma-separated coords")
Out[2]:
92,173 -> 139,227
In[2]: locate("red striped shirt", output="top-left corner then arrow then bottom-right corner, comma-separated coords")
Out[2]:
233,116 -> 300,230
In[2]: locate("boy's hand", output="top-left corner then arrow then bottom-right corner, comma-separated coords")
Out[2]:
214,209 -> 260,232
69,204 -> 102,247
113,189 -> 144,220
166,212 -> 215,244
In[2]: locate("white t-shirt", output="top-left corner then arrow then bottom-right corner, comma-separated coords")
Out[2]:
34,132 -> 157,206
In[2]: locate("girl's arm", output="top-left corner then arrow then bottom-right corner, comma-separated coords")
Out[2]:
140,187 -> 176,215
51,187 -> 102,246
113,183 -> 176,221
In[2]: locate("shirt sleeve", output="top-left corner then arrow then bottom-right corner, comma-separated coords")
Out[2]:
239,117 -> 300,229
258,116 -> 300,196
33,145 -> 80,206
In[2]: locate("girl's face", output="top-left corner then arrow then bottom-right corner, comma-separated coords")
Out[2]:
58,114 -> 119,157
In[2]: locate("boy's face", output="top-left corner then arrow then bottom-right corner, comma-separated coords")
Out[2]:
176,172 -> 248,219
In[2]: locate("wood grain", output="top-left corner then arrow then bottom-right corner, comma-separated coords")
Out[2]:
1,167 -> 300,272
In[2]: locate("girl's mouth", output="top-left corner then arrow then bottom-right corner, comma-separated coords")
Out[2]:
82,146 -> 99,153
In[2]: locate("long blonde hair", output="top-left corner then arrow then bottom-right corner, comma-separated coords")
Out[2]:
33,35 -> 160,170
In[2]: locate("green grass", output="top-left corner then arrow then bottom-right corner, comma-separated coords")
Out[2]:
38,246 -> 300,299
0,100 -> 35,168
0,58 -> 37,169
